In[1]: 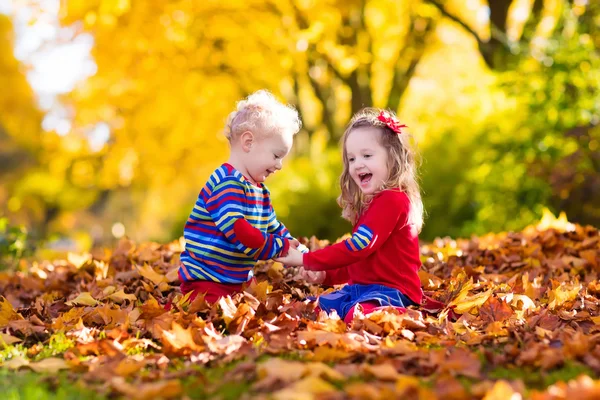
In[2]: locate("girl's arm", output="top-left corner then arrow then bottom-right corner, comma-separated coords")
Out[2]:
302,191 -> 408,271
322,266 -> 350,285
205,176 -> 290,260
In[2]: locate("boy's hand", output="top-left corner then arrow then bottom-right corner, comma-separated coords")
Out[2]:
298,267 -> 326,284
275,247 -> 303,266
289,239 -> 300,249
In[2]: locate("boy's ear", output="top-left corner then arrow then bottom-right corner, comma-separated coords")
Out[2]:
240,131 -> 254,152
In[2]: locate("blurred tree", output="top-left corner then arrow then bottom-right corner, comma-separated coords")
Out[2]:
0,15 -> 42,187
5,0 -> 592,243
0,14 -> 107,243
419,0 -> 600,238
54,0 -> 446,240
426,0 -> 567,71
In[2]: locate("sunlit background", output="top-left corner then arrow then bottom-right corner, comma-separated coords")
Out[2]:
1,0 -> 598,253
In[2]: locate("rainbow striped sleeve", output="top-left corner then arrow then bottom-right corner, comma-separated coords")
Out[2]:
267,210 -> 309,254
344,225 -> 374,252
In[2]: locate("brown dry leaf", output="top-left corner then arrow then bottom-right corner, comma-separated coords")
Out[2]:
165,267 -> 180,282
111,377 -> 182,400
257,358 -> 307,383
2,354 -> 30,370
273,376 -> 338,400
363,363 -> 399,381
28,357 -> 71,373
114,357 -> 148,377
478,296 -> 514,324
0,332 -> 22,346
305,362 -> 345,381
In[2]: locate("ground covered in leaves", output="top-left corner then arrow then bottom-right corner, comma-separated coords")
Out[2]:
1,216 -> 600,399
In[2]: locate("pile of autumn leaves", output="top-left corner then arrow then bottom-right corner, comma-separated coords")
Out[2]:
1,216 -> 600,399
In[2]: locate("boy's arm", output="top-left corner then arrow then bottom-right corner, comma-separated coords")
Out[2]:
205,176 -> 290,260
267,207 -> 309,253
302,191 -> 408,271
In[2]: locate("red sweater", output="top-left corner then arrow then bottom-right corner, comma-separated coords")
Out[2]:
302,189 -> 423,304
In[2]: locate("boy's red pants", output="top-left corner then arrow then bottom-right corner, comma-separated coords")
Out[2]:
179,279 -> 256,304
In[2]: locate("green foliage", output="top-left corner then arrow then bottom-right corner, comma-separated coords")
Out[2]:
0,217 -> 29,270
419,7 -> 600,240
488,361 -> 595,390
0,370 -> 107,400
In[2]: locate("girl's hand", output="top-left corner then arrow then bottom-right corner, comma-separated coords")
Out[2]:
298,267 -> 326,284
275,247 -> 303,266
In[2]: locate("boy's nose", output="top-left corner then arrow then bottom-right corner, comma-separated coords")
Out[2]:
275,159 -> 283,170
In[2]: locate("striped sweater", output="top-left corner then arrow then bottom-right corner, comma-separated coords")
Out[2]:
179,163 -> 294,284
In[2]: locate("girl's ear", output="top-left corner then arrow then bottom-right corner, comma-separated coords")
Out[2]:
240,131 -> 255,152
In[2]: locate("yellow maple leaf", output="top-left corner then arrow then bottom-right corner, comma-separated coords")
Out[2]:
107,289 -> 137,304
136,263 -> 167,285
66,292 -> 99,307
548,282 -> 582,310
110,377 -> 182,400
273,376 -> 337,399
482,380 -> 520,400
451,289 -> 492,315
0,296 -> 22,328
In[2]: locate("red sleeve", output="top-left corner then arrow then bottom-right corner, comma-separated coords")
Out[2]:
233,219 -> 290,257
322,267 -> 350,286
302,191 -> 408,271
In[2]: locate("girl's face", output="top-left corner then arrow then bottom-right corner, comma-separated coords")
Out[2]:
345,127 -> 390,195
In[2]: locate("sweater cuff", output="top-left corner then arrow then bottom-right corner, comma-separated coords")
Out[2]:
279,239 -> 290,257
302,253 -> 313,269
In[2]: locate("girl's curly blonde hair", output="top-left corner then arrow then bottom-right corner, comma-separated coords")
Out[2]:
338,108 -> 424,232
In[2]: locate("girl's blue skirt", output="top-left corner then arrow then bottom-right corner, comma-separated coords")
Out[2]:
317,283 -> 417,319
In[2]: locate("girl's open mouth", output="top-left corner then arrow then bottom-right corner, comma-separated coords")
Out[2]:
358,173 -> 372,185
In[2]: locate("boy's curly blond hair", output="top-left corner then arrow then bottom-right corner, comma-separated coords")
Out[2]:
224,90 -> 301,141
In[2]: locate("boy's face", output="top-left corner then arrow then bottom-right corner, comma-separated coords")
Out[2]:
345,127 -> 390,195
245,131 -> 293,183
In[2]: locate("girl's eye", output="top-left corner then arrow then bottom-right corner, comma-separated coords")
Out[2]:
364,154 -> 371,158
348,157 -> 355,162
274,154 -> 280,159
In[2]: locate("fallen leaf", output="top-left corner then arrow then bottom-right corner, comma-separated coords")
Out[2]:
136,263 -> 168,285
66,292 -> 99,307
28,357 -> 71,373
111,377 -> 182,400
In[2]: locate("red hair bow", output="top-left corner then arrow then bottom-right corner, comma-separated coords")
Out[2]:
377,111 -> 407,134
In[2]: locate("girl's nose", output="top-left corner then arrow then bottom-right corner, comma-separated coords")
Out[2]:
275,159 -> 283,170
